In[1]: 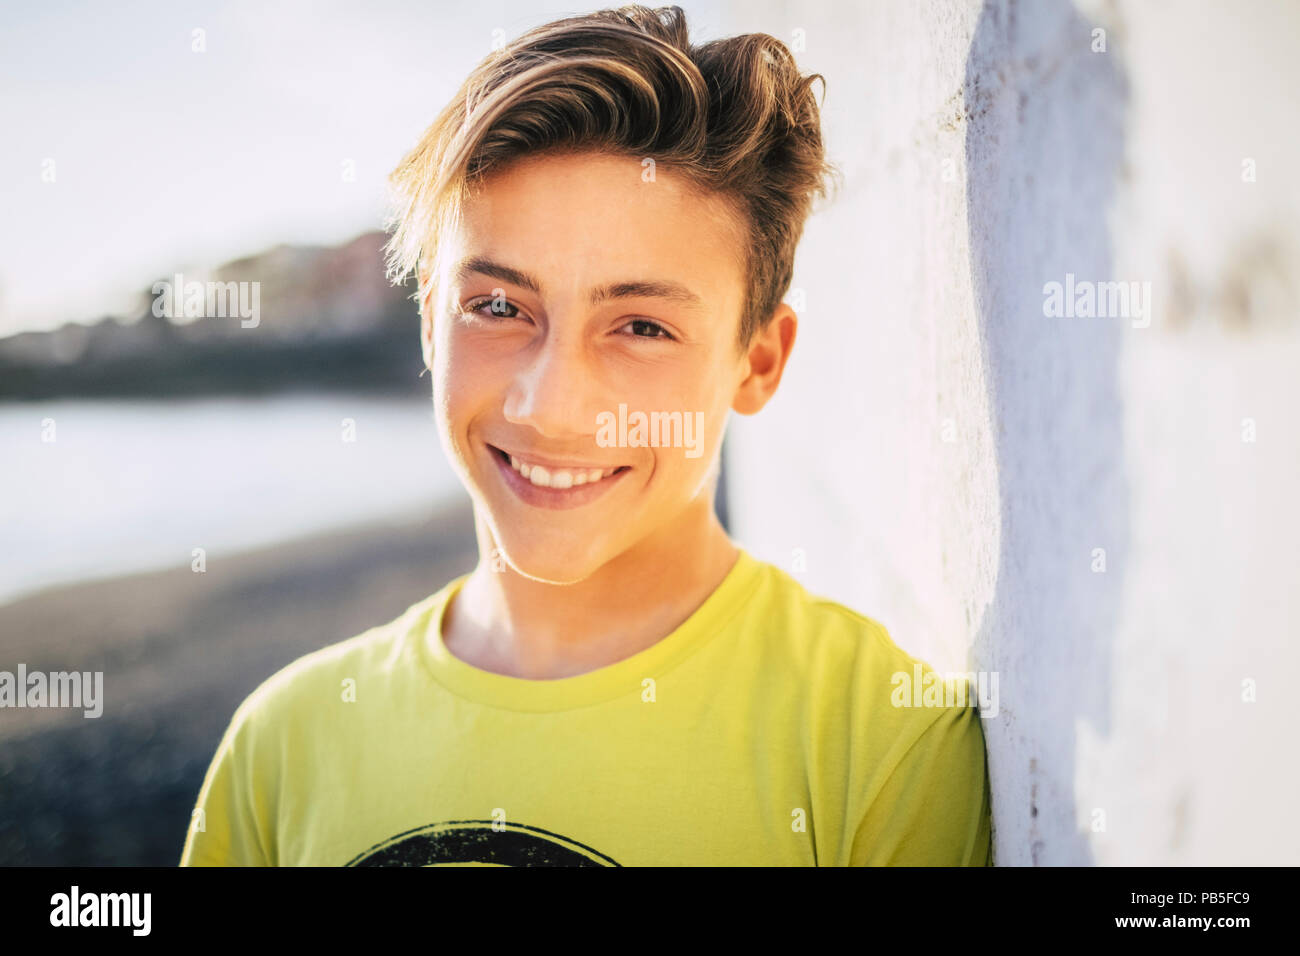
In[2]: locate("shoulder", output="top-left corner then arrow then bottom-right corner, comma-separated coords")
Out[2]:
743,561 -> 992,864
746,556 -> 933,689
223,584 -> 451,741
745,556 -> 980,759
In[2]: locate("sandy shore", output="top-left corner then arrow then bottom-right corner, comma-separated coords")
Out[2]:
0,499 -> 477,865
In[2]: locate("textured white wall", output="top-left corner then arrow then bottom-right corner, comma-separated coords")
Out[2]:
719,0 -> 1300,865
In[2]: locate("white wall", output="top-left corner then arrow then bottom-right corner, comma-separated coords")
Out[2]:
719,0 -> 1300,865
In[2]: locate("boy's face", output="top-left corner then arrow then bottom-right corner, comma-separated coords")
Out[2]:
422,150 -> 779,584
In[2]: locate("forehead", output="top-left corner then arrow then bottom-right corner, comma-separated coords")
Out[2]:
446,151 -> 747,309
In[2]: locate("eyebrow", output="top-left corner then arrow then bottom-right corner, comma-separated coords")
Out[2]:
452,255 -> 705,311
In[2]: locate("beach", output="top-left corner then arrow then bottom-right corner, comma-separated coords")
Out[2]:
0,500 -> 477,865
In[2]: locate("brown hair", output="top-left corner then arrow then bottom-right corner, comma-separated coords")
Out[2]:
384,4 -> 839,351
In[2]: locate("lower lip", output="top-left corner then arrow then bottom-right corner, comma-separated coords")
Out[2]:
489,445 -> 630,511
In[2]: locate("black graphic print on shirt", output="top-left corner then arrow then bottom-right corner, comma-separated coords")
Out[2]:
344,820 -> 621,867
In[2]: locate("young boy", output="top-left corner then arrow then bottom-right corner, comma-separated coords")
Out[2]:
180,5 -> 992,867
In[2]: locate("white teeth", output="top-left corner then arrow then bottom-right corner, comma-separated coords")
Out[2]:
503,451 -> 620,489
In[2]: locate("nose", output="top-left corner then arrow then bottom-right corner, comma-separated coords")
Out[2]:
502,332 -> 598,440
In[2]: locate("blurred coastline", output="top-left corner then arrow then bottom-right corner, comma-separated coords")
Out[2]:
0,394 -> 458,604
0,498 -> 477,865
0,231 -> 422,400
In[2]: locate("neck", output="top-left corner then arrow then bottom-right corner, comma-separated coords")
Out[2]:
443,498 -> 739,679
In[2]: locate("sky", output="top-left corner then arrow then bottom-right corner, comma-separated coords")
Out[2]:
0,0 -> 729,337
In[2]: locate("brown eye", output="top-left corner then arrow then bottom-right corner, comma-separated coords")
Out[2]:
620,318 -> 674,340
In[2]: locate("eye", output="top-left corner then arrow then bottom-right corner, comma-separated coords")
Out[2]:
461,295 -> 522,320
617,318 -> 676,341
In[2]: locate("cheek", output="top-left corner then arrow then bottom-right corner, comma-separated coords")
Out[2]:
431,335 -> 486,467
631,364 -> 730,458
661,369 -> 730,436
430,352 -> 456,434
435,331 -> 495,418
644,404 -> 726,490
636,356 -> 712,407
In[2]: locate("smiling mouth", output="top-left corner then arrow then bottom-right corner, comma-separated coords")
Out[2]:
488,444 -> 630,490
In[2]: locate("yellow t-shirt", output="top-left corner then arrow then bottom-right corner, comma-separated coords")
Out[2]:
179,548 -> 993,866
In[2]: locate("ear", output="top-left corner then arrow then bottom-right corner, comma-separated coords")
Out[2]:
732,304 -> 797,416
418,259 -> 434,371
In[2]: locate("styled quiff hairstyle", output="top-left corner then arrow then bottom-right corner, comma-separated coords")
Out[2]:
384,4 -> 838,351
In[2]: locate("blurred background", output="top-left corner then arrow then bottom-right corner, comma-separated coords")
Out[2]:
2,0 -> 1298,866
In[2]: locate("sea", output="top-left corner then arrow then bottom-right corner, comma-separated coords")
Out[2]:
0,394 -> 466,605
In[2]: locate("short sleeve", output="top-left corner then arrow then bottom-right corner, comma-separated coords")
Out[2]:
850,702 -> 993,866
179,698 -> 276,867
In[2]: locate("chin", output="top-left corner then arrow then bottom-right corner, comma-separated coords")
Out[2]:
493,534 -> 614,585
